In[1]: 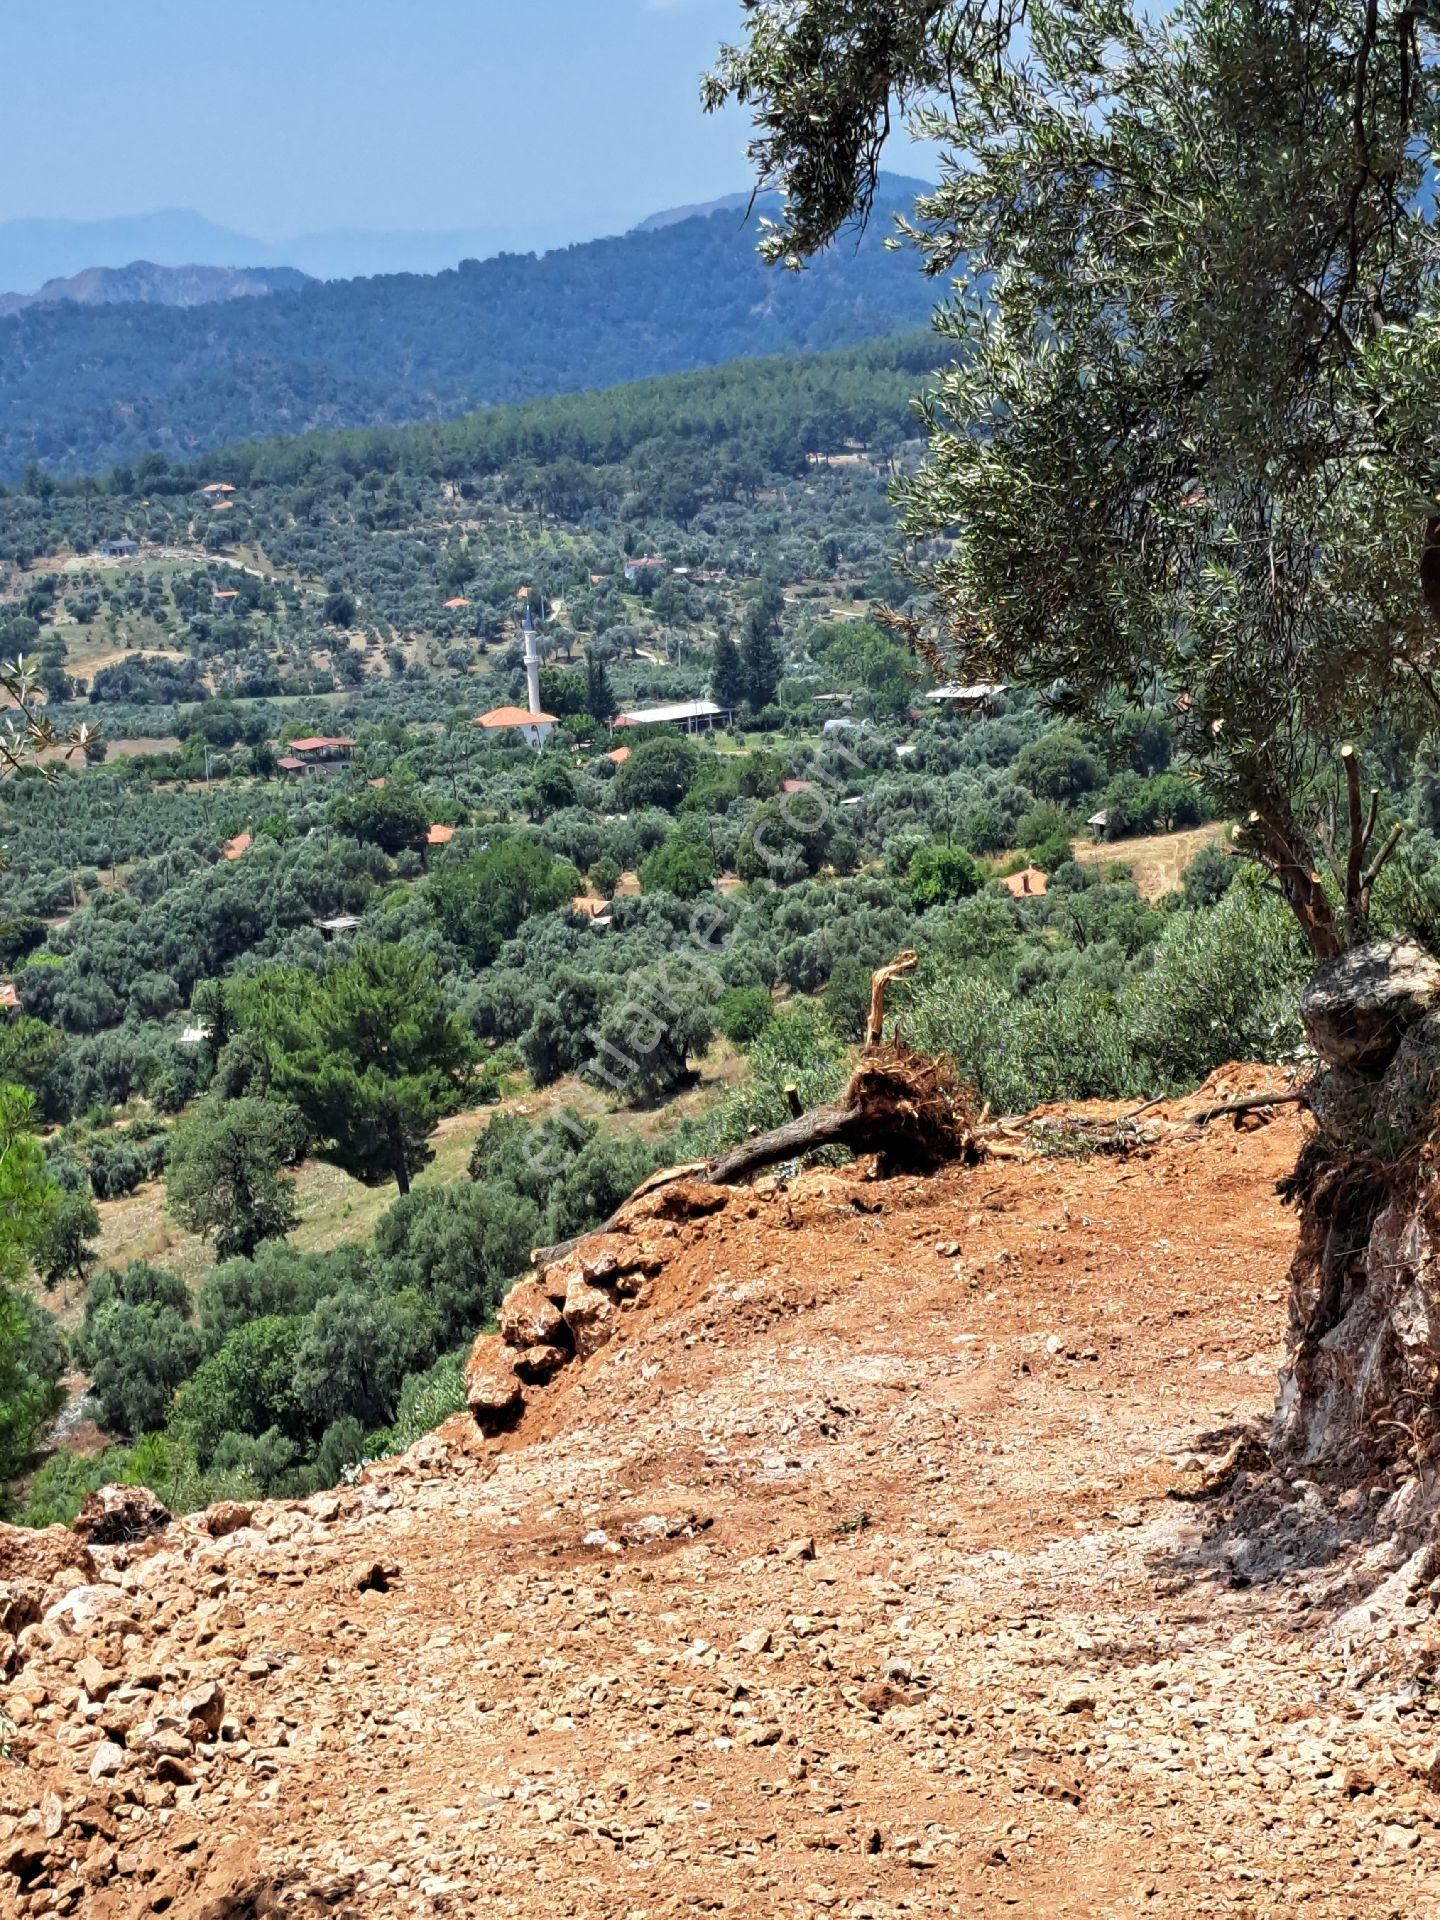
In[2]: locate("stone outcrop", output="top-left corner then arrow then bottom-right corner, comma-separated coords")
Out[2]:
198,1502 -> 253,1540
71,1485 -> 171,1548
497,1281 -> 565,1351
463,1180 -> 730,1433
0,1524 -> 96,1589
462,1337 -> 524,1429
1298,935 -> 1440,1074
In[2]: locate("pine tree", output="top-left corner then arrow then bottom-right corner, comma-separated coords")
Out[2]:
240,945 -> 474,1194
584,648 -> 615,726
710,632 -> 746,711
739,599 -> 782,711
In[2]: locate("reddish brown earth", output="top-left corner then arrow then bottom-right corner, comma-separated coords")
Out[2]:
3,1079 -> 1439,1917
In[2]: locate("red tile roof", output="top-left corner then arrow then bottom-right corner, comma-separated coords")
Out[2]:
276,756 -> 304,772
425,824 -> 456,847
222,832 -> 251,862
475,706 -> 556,729
443,597 -> 471,609
604,746 -> 631,765
781,778 -> 815,793
287,736 -> 355,753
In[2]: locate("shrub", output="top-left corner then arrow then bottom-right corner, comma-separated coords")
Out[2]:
906,843 -> 981,910
1129,877 -> 1308,1084
74,1263 -> 202,1437
368,1350 -> 467,1459
716,985 -> 775,1046
82,1120 -> 170,1199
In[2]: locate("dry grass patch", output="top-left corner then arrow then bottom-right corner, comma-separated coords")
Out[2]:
1069,821 -> 1227,899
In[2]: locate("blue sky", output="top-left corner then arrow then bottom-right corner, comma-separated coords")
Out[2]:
0,1 -> 780,238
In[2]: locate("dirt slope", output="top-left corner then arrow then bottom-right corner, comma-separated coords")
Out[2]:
3,1089 -> 1438,1917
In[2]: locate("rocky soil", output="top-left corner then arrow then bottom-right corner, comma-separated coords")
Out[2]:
2,1074 -> 1438,1918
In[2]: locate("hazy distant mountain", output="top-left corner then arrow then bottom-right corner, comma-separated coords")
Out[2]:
0,176 -> 938,480
0,261 -> 314,318
0,211 -> 274,294
0,208 -> 626,295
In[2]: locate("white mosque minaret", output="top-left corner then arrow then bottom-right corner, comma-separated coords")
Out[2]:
472,599 -> 557,749
523,605 -> 543,720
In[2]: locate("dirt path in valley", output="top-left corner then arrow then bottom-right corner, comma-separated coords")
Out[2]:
3,1097 -> 1438,1917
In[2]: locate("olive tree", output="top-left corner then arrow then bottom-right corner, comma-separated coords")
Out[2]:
707,0 -> 1440,956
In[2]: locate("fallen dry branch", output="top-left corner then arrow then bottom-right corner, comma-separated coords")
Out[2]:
1187,1091 -> 1308,1126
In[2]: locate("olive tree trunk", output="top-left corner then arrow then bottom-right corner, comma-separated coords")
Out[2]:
1273,937 -> 1440,1476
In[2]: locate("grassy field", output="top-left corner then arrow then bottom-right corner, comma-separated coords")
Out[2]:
77,1036 -> 748,1315
1068,821 -> 1227,899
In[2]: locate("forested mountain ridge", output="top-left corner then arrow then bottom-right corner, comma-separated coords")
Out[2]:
0,177 -> 936,482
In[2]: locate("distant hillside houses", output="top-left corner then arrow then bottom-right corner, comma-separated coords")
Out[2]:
924,683 -> 1008,716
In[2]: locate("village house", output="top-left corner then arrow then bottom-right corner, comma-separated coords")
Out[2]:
280,736 -> 357,775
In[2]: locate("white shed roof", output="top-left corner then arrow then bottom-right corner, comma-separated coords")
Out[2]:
617,700 -> 724,726
924,683 -> 1009,703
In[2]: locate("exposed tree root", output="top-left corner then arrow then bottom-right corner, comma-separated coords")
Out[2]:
708,1043 -> 981,1185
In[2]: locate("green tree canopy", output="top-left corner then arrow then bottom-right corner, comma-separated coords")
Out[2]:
613,734 -> 701,811
428,838 -> 582,963
328,783 -> 429,855
166,1096 -> 306,1262
73,1261 -> 201,1438
739,588 -> 783,711
1015,729 -> 1103,806
710,632 -> 747,711
907,842 -> 982,910
639,830 -> 717,900
585,647 -> 616,726
239,943 -> 475,1194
